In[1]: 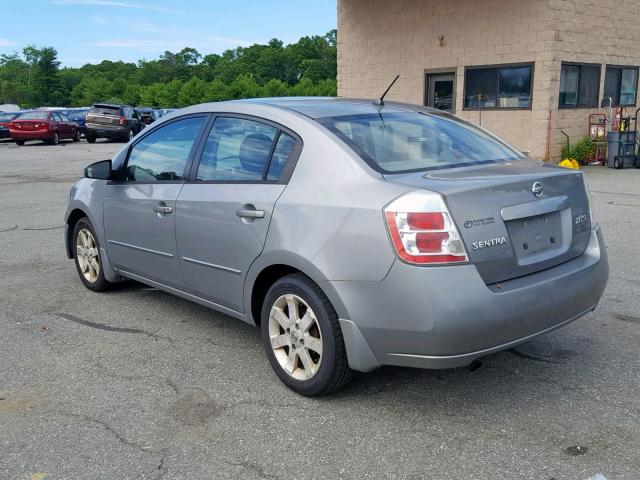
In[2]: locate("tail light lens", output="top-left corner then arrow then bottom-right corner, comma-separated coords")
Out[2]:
384,190 -> 468,265
581,173 -> 596,226
119,116 -> 126,125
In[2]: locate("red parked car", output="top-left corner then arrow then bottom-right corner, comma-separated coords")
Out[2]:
0,112 -> 19,139
9,110 -> 80,145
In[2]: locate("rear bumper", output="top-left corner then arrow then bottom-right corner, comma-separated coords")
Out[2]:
331,226 -> 608,372
10,131 -> 52,140
85,125 -> 128,138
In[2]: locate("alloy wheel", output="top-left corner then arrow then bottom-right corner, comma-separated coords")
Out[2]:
268,294 -> 323,381
76,228 -> 100,283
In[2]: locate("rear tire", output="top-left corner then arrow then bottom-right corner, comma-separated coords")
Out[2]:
260,273 -> 352,396
72,217 -> 113,292
15,140 -> 25,146
73,129 -> 80,142
123,128 -> 134,142
614,157 -> 623,169
49,132 -> 59,145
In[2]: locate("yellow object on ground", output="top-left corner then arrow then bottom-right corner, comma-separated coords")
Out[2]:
558,158 -> 580,169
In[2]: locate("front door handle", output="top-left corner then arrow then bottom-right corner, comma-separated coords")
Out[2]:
236,208 -> 265,219
153,205 -> 173,214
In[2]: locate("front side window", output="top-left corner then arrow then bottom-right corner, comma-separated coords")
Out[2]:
197,117 -> 278,181
559,63 -> 600,108
318,112 -> 521,174
464,64 -> 533,109
124,116 -> 205,182
604,66 -> 638,106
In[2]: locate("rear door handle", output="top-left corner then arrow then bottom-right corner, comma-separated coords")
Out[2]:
153,205 -> 173,214
236,208 -> 265,219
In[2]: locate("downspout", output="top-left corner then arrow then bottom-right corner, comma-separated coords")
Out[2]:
545,109 -> 552,162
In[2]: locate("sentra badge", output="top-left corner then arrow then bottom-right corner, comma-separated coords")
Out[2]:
472,237 -> 507,250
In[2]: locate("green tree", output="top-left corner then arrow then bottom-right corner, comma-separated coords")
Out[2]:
0,31 -> 338,108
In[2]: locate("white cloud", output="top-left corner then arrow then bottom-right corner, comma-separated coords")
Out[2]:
91,14 -> 109,25
51,0 -> 180,14
91,35 -> 255,52
0,38 -> 16,46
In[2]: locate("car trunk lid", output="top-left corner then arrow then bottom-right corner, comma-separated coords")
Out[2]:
384,159 -> 592,284
10,120 -> 49,131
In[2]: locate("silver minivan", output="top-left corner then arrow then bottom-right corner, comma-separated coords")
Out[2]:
65,98 -> 608,395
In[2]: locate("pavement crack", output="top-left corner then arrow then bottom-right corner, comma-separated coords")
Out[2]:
613,312 -> 640,324
21,225 -> 65,231
56,312 -> 164,339
509,347 -> 561,364
224,459 -> 281,480
60,412 -> 153,453
592,189 -> 640,198
0,225 -> 18,233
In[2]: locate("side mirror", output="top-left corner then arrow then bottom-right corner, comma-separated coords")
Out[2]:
84,159 -> 112,180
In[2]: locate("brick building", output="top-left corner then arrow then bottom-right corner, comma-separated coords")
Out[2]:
337,0 -> 640,161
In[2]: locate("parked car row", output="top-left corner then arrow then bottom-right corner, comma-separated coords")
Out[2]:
0,104 -> 169,146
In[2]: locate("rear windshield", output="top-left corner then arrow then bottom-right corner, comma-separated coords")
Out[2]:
15,112 -> 49,120
90,105 -> 121,116
317,112 -> 521,173
69,109 -> 89,117
0,113 -> 17,121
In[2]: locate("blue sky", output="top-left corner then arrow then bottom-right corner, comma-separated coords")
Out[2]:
0,0 -> 337,67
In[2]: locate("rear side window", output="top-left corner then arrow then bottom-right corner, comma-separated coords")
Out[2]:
90,105 -> 121,116
318,112 -> 521,173
124,116 -> 205,182
197,117 -> 278,181
267,133 -> 297,181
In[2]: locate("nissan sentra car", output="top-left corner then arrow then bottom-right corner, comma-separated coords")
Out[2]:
64,98 -> 608,395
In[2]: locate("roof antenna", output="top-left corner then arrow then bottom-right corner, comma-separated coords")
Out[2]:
373,75 -> 400,106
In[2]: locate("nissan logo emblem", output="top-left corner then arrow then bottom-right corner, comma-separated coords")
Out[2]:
532,181 -> 543,198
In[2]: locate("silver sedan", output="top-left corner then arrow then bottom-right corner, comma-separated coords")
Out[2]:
65,98 -> 608,395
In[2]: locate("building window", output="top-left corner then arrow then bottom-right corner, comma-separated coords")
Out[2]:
464,64 -> 533,109
559,63 -> 600,108
604,66 -> 638,106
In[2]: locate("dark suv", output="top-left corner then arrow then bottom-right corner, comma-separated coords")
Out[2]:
85,104 -> 142,143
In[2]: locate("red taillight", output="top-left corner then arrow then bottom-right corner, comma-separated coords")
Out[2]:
415,232 -> 449,252
407,212 -> 444,230
119,116 -> 126,125
384,191 -> 469,265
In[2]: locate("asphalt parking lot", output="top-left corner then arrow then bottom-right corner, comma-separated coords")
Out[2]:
1,138 -> 639,480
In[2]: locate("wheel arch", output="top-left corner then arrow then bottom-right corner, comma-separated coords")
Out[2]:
65,208 -> 88,259
245,255 -> 349,327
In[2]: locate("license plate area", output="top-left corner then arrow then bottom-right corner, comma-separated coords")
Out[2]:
506,209 -> 571,266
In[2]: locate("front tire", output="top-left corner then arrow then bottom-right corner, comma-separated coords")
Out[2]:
73,129 -> 80,142
72,218 -> 113,292
49,132 -> 59,145
15,140 -> 25,146
261,274 -> 352,396
86,134 -> 96,143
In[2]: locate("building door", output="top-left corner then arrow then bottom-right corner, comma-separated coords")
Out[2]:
426,73 -> 455,112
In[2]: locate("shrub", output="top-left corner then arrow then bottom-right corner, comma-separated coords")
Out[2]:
561,136 -> 595,165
